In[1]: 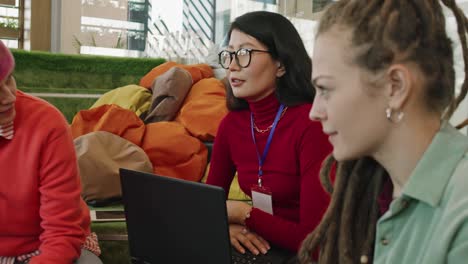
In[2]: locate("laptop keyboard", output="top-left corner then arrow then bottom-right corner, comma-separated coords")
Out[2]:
232,250 -> 273,264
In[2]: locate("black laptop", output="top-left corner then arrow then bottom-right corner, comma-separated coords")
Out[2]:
119,168 -> 294,264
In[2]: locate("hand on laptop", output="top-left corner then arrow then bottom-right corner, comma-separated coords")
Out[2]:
229,224 -> 270,256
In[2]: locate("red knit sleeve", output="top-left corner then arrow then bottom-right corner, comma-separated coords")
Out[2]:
206,114 -> 237,197
246,120 -> 332,253
29,111 -> 89,264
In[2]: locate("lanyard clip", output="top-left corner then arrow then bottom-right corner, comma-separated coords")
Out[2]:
258,165 -> 263,187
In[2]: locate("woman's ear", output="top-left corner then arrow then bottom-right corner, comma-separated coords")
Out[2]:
276,62 -> 286,77
384,64 -> 413,110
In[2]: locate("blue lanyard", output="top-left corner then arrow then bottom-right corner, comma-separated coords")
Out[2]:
250,104 -> 285,187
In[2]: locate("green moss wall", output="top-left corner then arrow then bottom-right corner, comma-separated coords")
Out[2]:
11,49 -> 165,122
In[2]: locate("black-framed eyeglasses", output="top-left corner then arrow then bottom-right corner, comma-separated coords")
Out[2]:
218,48 -> 271,69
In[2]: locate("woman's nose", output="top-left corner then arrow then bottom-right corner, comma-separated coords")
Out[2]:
228,57 -> 240,71
309,98 -> 326,121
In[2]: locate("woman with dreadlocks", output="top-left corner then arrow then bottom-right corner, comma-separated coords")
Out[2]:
299,0 -> 468,263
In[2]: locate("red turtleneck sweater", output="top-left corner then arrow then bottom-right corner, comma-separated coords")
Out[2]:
207,93 -> 332,253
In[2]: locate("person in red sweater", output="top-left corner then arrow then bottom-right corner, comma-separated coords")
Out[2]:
0,41 -> 101,263
206,11 -> 332,260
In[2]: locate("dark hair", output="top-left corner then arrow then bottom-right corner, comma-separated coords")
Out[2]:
298,0 -> 468,263
224,11 -> 314,110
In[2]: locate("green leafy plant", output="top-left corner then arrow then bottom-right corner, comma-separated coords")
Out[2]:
72,35 -> 83,53
89,32 -> 97,47
114,32 -> 125,49
0,18 -> 18,29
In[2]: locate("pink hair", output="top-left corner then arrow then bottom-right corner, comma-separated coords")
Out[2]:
0,40 -> 15,82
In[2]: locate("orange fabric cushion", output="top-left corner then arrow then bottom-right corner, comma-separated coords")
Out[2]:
139,61 -> 177,88
141,122 -> 208,182
139,61 -> 214,88
182,63 -> 214,84
176,78 -> 228,141
71,104 -> 146,146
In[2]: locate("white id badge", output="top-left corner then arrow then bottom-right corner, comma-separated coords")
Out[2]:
251,186 -> 273,215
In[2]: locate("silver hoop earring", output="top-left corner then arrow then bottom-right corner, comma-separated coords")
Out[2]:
386,107 -> 404,123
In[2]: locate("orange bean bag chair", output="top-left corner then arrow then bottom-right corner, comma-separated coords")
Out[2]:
141,121 -> 208,182
175,77 -> 228,141
139,61 -> 214,89
71,104 -> 146,146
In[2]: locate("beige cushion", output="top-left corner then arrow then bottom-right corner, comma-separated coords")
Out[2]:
75,131 -> 153,203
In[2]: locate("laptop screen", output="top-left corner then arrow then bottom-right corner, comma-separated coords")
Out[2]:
120,168 -> 232,264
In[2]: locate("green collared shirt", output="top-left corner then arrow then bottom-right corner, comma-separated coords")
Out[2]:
374,123 -> 468,264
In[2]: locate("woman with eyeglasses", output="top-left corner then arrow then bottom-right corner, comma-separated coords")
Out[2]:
206,11 -> 332,261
